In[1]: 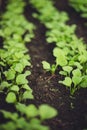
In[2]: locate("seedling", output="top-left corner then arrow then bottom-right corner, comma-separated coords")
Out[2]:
0,103 -> 57,130
42,61 -> 57,74
59,68 -> 86,95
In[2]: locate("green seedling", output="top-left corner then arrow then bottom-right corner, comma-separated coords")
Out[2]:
42,61 -> 57,74
0,103 -> 57,130
59,68 -> 86,95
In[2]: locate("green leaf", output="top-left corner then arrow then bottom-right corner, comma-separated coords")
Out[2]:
0,61 -> 5,66
74,62 -> 82,70
30,118 -> 41,125
72,69 -> 81,77
1,110 -> 18,121
53,48 -> 67,66
72,76 -> 82,86
25,70 -> 31,76
72,69 -> 82,86
15,117 -> 27,128
14,63 -> 24,73
21,59 -> 31,67
0,81 -> 11,90
24,34 -> 31,42
6,92 -> 17,103
80,75 -> 87,88
69,60 -> 75,66
16,74 -> 28,85
26,105 -> 39,118
59,71 -> 67,76
39,104 -> 57,120
0,122 -> 16,130
10,85 -> 19,92
14,52 -> 24,59
22,84 -> 32,90
59,77 -> 72,87
4,69 -> 16,80
23,90 -> 34,99
63,66 -> 73,74
16,103 -> 26,113
78,54 -> 87,63
42,61 -> 51,70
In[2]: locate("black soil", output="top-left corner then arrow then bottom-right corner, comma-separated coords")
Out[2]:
0,0 -> 87,130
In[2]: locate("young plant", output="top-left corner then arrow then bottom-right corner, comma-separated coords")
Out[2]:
42,61 -> 57,74
59,68 -> 87,95
0,103 -> 57,130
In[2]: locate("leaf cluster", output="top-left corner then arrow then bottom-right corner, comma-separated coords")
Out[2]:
0,103 -> 57,130
0,0 -> 35,42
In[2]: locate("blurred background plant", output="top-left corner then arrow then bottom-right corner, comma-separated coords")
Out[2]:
69,0 -> 87,18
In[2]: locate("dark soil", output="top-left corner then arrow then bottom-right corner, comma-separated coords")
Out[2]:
0,0 -> 87,130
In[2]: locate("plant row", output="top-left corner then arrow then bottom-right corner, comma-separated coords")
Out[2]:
29,0 -> 87,95
0,0 -> 35,103
0,0 -> 57,130
69,0 -> 87,18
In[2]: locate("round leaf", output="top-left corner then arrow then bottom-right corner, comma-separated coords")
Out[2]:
23,91 -> 34,99
39,105 -> 57,120
42,61 -> 51,70
6,92 -> 16,103
53,48 -> 67,66
16,74 -> 28,85
10,85 -> 19,92
62,77 -> 72,87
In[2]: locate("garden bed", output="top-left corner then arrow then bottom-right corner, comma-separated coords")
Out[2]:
0,0 -> 87,130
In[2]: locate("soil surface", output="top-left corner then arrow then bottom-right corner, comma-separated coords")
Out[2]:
0,0 -> 87,130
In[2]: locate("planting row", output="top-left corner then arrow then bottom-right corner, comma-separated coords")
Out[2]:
69,0 -> 87,18
29,0 -> 87,95
0,0 -> 57,130
0,0 -> 35,103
